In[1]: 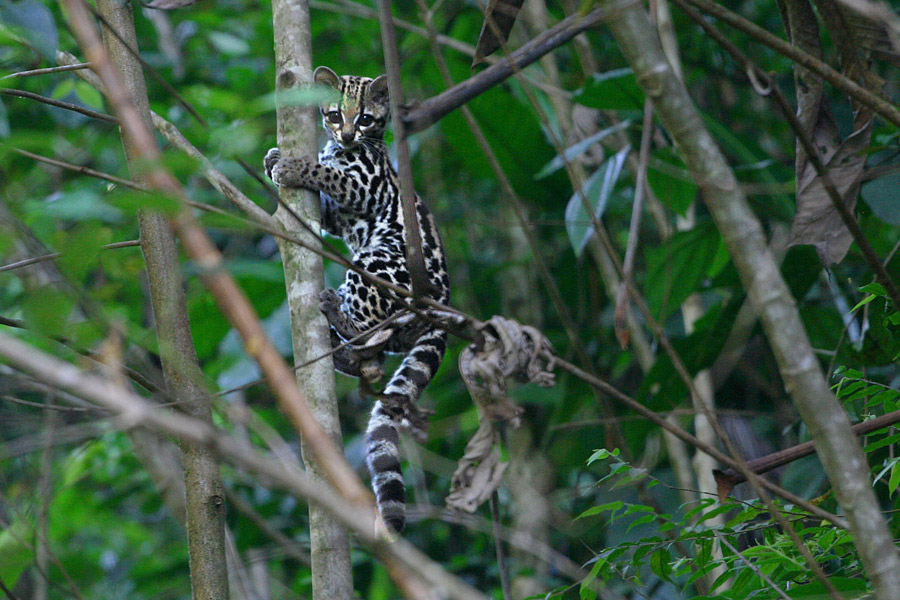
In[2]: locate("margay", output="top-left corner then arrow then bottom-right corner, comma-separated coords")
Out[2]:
264,66 -> 450,532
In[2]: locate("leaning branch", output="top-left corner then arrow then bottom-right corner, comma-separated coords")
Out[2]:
401,4 -> 612,133
681,0 -> 900,128
377,0 -> 432,298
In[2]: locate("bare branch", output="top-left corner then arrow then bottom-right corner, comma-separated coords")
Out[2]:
681,0 -> 900,129
0,87 -> 117,122
0,239 -> 140,274
376,0 -> 432,298
402,5 -> 612,133
1,62 -> 90,79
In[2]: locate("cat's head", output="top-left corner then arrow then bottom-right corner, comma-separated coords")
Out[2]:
314,66 -> 389,148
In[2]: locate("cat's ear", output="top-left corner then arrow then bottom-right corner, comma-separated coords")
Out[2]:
314,66 -> 341,89
368,75 -> 389,107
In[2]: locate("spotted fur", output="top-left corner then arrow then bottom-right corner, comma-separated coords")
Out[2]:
264,66 -> 450,532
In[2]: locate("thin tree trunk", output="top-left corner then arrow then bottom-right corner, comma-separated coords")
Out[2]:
596,2 -> 900,597
94,1 -> 229,598
269,0 -> 353,597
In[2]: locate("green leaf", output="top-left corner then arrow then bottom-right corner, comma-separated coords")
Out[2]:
644,221 -> 722,319
0,519 -> 33,589
647,148 -> 698,216
565,146 -> 629,256
862,173 -> 900,225
0,97 -> 9,137
574,68 -> 645,111
0,0 -> 59,59
535,120 -> 631,179
56,221 -> 112,281
577,500 -> 624,520
108,189 -> 181,215
207,31 -> 250,55
587,447 -> 620,464
75,80 -> 104,110
21,288 -> 74,337
889,461 -> 900,497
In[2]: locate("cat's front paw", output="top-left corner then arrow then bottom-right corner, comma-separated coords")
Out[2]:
264,147 -> 281,180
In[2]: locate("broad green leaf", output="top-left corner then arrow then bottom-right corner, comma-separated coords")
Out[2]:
0,97 -> 9,137
535,120 -> 631,179
647,148 -> 698,216
889,461 -> 900,497
644,221 -> 722,319
862,173 -> 900,225
577,500 -> 624,519
0,520 -> 33,589
0,0 -> 58,58
21,288 -> 73,337
565,146 -> 629,256
56,221 -> 112,281
574,68 -> 645,111
587,447 -> 620,464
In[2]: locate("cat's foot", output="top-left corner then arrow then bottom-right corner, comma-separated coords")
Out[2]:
264,148 -> 281,180
319,288 -> 343,318
381,393 -> 431,442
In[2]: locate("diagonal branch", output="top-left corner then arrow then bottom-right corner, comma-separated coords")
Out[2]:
681,0 -> 900,128
401,4 -> 614,133
376,0 -> 432,299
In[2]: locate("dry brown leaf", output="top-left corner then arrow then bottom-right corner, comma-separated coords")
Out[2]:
473,0 -> 525,68
448,317 -> 555,513
785,0 -> 879,265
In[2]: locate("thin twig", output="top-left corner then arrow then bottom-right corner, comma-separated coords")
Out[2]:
1,62 -> 90,79
716,534 -> 792,600
12,148 -> 145,190
614,97 -> 653,347
376,0 -> 433,299
402,3 -> 621,133
0,87 -> 117,122
0,239 -> 141,273
489,492 -> 512,600
680,0 -> 900,129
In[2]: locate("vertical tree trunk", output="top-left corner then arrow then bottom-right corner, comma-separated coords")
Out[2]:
94,2 -> 229,598
597,2 -> 900,597
270,0 -> 354,597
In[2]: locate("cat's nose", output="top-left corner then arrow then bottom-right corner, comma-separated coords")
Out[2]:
341,130 -> 355,144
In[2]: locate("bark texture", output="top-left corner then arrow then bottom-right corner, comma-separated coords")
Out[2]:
94,1 -> 229,598
270,0 -> 353,597
597,1 -> 900,597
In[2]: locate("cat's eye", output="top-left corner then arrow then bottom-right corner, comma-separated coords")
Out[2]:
357,114 -> 375,127
326,111 -> 342,124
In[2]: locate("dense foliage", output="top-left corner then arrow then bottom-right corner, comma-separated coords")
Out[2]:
1,0 -> 899,598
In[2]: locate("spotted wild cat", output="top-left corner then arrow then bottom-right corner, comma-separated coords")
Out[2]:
264,66 -> 450,532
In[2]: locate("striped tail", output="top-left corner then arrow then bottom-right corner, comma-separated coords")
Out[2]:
366,328 -> 448,532
365,401 -> 405,532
